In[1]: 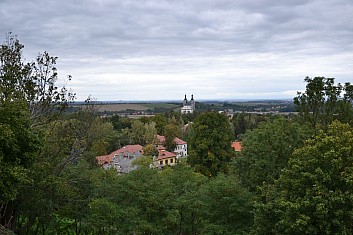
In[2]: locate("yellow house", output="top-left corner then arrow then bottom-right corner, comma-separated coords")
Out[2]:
154,147 -> 177,168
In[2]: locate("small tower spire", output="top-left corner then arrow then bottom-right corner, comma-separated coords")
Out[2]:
191,94 -> 195,109
183,94 -> 187,106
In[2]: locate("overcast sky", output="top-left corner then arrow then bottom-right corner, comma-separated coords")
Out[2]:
1,0 -> 353,101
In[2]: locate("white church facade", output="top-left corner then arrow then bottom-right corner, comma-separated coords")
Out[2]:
181,94 -> 195,114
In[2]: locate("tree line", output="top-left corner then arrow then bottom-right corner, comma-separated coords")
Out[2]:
1,33 -> 353,234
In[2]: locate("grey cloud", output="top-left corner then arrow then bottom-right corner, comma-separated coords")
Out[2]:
1,0 -> 353,100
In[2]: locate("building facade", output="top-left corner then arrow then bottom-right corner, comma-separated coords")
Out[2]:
156,135 -> 188,158
153,146 -> 177,168
96,145 -> 144,173
181,94 -> 195,114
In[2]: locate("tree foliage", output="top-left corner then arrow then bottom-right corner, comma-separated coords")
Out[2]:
0,99 -> 39,211
294,76 -> 353,129
236,118 -> 312,192
231,112 -> 267,139
199,174 -> 254,234
143,144 -> 158,157
0,32 -> 75,127
87,163 -> 253,234
188,112 -> 234,177
0,32 -> 76,231
254,121 -> 353,234
164,124 -> 179,151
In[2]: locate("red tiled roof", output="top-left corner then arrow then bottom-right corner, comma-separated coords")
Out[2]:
231,141 -> 242,151
156,149 -> 176,160
174,137 -> 187,145
96,155 -> 111,165
96,144 -> 143,165
156,135 -> 186,145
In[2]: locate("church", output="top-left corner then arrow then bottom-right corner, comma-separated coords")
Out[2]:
181,94 -> 195,114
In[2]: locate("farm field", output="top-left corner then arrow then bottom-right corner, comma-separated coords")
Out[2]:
95,103 -> 149,112
71,102 -> 182,113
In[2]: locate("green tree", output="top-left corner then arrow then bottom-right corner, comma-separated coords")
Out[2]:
294,76 -> 353,129
0,32 -> 75,127
0,32 -> 75,232
144,122 -> 157,144
143,144 -> 158,157
0,99 -> 40,229
188,112 -> 234,177
199,174 -> 254,234
129,120 -> 146,145
254,121 -> 353,234
161,162 -> 207,234
109,115 -> 132,131
164,124 -> 180,152
236,118 -> 312,192
151,114 -> 168,135
0,32 -> 32,101
231,112 -> 268,140
89,167 -> 172,234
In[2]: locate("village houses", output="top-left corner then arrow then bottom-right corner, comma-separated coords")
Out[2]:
155,134 -> 188,158
96,135 -> 188,172
96,145 -> 144,173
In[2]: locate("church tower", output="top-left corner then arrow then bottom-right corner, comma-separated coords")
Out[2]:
181,94 -> 195,114
183,94 -> 187,106
191,94 -> 195,109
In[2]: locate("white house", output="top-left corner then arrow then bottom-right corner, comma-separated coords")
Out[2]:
156,135 -> 188,158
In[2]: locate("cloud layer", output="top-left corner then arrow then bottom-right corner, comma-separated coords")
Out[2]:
1,0 -> 353,100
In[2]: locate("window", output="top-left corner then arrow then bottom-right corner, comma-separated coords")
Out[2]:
165,160 -> 168,165
170,159 -> 174,163
160,161 -> 163,165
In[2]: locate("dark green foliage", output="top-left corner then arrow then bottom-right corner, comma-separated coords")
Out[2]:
164,124 -> 179,151
294,76 -> 353,129
254,121 -> 353,234
88,165 -> 202,234
0,32 -> 75,127
199,174 -> 254,234
236,118 -> 312,192
0,32 -> 32,101
87,163 -> 253,234
0,99 -> 39,203
231,112 -> 268,139
109,115 -> 132,130
188,112 -> 234,177
151,114 -> 168,135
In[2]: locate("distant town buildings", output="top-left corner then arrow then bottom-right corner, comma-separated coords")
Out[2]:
156,134 -> 188,158
96,145 -> 144,173
181,94 -> 195,114
96,135 -> 188,172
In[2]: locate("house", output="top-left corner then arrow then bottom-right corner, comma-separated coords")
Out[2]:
96,145 -> 144,173
231,141 -> 242,152
156,134 -> 188,158
181,94 -> 195,114
153,146 -> 177,168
